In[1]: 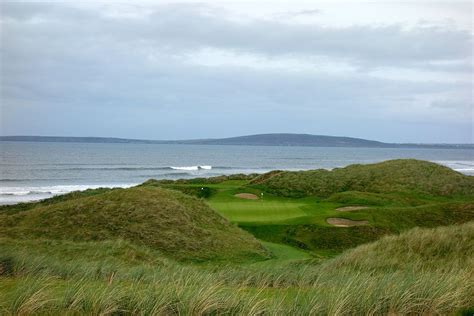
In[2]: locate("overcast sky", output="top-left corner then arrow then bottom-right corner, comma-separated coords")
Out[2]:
1,1 -> 472,143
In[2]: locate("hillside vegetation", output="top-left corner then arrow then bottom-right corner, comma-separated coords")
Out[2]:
146,159 -> 474,256
0,186 -> 269,262
251,159 -> 474,198
1,159 -> 473,314
1,222 -> 472,314
330,220 -> 474,271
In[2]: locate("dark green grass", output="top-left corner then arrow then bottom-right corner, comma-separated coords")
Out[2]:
325,190 -> 462,206
2,159 -> 472,262
1,159 -> 473,314
141,160 -> 474,256
0,186 -> 269,262
1,222 -> 472,314
150,180 -> 349,226
251,159 -> 474,198
239,201 -> 474,255
258,241 -> 312,262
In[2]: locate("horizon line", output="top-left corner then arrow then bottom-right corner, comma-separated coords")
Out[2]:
1,133 -> 473,145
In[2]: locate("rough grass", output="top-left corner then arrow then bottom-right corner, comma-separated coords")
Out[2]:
330,221 -> 474,271
1,222 -> 472,314
1,159 -> 473,313
241,201 -> 474,254
0,186 -> 269,262
251,159 -> 474,198
140,161 -> 474,256
165,183 -> 472,256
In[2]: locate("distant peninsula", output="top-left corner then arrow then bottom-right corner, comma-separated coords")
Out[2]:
1,133 -> 472,149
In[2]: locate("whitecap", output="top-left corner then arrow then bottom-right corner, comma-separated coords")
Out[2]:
170,165 -> 212,171
0,183 -> 137,205
170,166 -> 199,171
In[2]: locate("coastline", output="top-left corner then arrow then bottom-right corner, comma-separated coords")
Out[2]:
2,160 -> 473,205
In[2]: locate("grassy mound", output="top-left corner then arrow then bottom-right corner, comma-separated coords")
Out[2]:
329,221 -> 474,271
1,159 -> 472,314
1,223 -> 472,314
251,159 -> 474,198
0,186 -> 269,262
140,161 -> 474,256
0,238 -> 169,279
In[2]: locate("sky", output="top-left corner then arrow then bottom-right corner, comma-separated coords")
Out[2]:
0,0 -> 472,143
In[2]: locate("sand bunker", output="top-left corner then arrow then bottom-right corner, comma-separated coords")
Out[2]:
336,206 -> 369,212
326,218 -> 369,227
234,193 -> 259,200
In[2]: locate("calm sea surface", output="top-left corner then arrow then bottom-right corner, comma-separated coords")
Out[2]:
1,141 -> 473,204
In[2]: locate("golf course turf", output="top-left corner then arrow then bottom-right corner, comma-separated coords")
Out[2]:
149,160 -> 474,256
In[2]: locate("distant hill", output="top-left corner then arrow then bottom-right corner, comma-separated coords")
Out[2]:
181,133 -> 387,147
0,136 -> 154,144
1,134 -> 472,148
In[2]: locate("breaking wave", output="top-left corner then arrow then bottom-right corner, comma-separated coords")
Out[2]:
32,165 -> 220,171
170,166 -> 212,171
0,184 -> 136,197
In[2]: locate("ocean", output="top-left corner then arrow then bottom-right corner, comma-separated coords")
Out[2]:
1,141 -> 473,204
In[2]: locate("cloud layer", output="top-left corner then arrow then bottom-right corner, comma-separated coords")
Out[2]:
1,2 -> 472,142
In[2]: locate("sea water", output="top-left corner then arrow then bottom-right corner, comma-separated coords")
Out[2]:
1,141 -> 473,204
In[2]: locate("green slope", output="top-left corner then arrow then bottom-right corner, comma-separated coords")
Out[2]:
0,186 -> 269,262
328,221 -> 474,271
1,223 -> 472,314
145,159 -> 474,257
1,159 -> 472,314
251,159 -> 474,198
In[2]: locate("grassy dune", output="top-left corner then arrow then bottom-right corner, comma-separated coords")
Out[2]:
242,160 -> 474,254
1,223 -> 472,314
145,160 -> 474,256
0,186 -> 269,262
1,159 -> 473,314
331,221 -> 474,271
250,159 -> 474,198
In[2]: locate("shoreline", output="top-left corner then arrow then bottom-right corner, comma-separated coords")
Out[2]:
2,161 -> 473,206
0,183 -> 138,205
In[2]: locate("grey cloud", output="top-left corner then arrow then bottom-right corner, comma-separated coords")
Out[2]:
0,2 -> 472,142
431,99 -> 473,110
273,9 -> 321,19
2,2 -> 471,69
290,9 -> 321,16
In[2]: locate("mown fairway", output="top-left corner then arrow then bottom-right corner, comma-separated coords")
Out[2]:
208,185 -> 340,225
159,180 -> 347,226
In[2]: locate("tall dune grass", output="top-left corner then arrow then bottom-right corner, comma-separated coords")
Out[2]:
1,269 -> 471,315
1,222 -> 473,314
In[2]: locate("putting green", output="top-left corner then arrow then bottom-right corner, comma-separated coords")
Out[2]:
209,198 -> 309,223
200,181 -> 341,225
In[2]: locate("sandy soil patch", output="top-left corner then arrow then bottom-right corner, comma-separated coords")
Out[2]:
234,193 -> 259,200
326,218 -> 369,227
336,206 -> 369,212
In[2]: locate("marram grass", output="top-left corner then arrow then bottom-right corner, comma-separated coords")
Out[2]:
1,160 -> 473,314
1,222 -> 473,315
